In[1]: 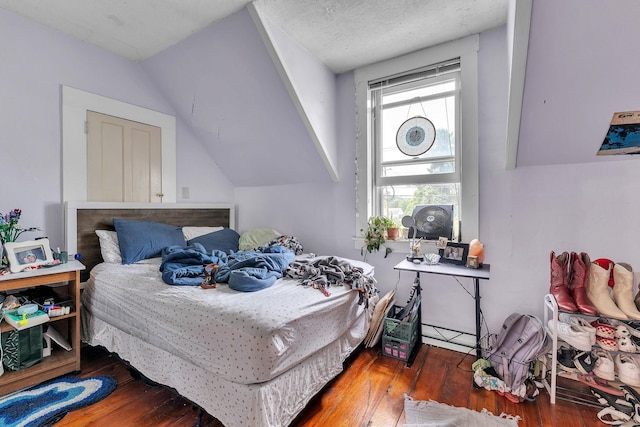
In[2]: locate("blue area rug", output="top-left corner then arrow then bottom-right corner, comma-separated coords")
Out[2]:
0,375 -> 117,427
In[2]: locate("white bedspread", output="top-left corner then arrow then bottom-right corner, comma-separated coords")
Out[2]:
82,255 -> 372,385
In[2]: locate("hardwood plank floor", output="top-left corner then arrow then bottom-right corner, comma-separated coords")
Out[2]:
52,344 -> 606,426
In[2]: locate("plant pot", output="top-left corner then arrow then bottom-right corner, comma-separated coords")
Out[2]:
386,227 -> 399,241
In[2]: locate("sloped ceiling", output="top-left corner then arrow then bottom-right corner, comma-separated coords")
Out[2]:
0,0 -> 509,73
141,9 -> 331,187
0,0 -> 510,186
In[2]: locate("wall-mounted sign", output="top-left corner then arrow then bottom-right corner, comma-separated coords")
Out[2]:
598,111 -> 640,155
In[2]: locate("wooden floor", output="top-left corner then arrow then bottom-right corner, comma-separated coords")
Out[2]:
53,344 -> 606,427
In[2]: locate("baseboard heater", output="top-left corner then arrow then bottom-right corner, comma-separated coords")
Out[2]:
421,323 -> 477,355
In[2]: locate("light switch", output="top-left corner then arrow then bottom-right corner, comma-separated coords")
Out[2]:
182,187 -> 190,199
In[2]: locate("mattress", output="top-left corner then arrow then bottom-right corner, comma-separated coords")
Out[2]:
82,255 -> 372,385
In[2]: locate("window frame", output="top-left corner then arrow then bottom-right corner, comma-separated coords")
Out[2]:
354,35 -> 479,248
375,70 -> 461,182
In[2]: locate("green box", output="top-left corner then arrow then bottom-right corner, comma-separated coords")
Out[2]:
383,295 -> 421,342
381,296 -> 421,361
1,325 -> 43,371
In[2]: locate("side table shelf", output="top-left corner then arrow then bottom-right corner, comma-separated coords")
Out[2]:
393,260 -> 490,362
0,260 -> 85,395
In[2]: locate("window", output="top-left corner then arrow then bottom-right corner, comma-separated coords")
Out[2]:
355,36 -> 479,246
372,61 -> 461,236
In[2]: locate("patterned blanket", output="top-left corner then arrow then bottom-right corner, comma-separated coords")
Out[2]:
285,256 -> 377,306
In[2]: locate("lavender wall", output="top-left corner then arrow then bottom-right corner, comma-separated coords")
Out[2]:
0,9 -> 232,251
518,0 -> 640,167
141,9 -> 330,188
239,0 -> 640,340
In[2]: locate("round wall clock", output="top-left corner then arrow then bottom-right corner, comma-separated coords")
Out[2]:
396,116 -> 436,156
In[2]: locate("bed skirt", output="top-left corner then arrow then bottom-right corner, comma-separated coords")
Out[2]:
82,310 -> 367,427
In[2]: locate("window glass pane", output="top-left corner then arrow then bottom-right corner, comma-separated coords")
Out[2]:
380,184 -> 460,234
381,93 -> 456,166
372,70 -> 461,240
381,160 -> 454,178
383,79 -> 456,104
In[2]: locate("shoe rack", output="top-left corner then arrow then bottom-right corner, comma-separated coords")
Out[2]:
542,293 -> 640,408
542,294 -> 599,407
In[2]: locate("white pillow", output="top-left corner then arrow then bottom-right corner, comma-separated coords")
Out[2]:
95,230 -> 122,263
182,226 -> 224,241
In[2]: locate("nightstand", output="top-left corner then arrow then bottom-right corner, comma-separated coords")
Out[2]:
0,260 -> 85,395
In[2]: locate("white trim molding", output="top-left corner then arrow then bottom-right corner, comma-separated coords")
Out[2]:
61,85 -> 177,203
354,35 -> 480,241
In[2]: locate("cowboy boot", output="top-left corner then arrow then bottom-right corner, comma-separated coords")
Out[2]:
587,262 -> 628,320
568,252 -> 598,315
550,251 -> 578,312
613,263 -> 640,320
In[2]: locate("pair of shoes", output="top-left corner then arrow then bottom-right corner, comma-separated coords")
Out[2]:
588,260 -> 640,320
591,387 -> 634,416
617,324 -> 639,339
593,317 -> 618,338
559,313 -> 597,345
613,263 -> 640,320
574,351 -> 597,374
550,251 -> 598,314
549,319 -> 592,351
557,347 -> 579,372
617,354 -> 640,387
597,406 -> 632,425
621,385 -> 640,424
618,337 -> 640,353
592,349 -> 640,387
597,335 -> 618,352
623,321 -> 640,338
593,349 -> 616,381
578,373 -> 620,393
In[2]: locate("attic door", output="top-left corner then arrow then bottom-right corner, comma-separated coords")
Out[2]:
86,111 -> 163,202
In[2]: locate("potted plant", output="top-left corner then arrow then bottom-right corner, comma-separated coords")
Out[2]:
386,219 -> 400,241
361,216 -> 395,260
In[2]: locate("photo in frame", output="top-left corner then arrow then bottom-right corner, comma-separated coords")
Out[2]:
438,242 -> 469,266
4,239 -> 54,273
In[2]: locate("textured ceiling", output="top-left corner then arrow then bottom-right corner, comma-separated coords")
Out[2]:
0,0 -> 508,73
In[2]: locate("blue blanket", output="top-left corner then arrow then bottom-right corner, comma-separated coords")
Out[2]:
160,243 -> 294,291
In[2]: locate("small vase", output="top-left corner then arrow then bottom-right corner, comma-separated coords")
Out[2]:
386,227 -> 399,240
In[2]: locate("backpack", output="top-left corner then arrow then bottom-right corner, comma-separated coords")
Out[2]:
486,313 -> 551,393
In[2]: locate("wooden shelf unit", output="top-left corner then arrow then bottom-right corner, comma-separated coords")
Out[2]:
0,260 -> 85,395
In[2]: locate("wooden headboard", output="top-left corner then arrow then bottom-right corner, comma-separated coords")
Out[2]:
65,202 -> 234,282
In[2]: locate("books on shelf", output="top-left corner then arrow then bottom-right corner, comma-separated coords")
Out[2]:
3,308 -> 50,330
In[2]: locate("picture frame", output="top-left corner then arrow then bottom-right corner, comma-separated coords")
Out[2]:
4,238 -> 54,273
438,242 -> 469,266
466,255 -> 479,269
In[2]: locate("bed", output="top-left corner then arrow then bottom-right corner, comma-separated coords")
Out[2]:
66,202 -> 375,427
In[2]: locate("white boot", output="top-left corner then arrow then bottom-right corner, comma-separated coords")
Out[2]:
587,263 -> 628,320
613,263 -> 640,320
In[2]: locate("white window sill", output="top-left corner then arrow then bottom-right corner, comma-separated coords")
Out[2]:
353,237 -> 440,255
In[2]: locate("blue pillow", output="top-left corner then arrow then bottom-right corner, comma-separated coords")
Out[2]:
188,228 -> 240,254
113,218 -> 186,264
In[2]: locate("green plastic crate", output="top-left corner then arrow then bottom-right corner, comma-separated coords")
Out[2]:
381,296 -> 420,361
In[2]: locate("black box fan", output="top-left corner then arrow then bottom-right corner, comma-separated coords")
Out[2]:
409,204 -> 453,240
